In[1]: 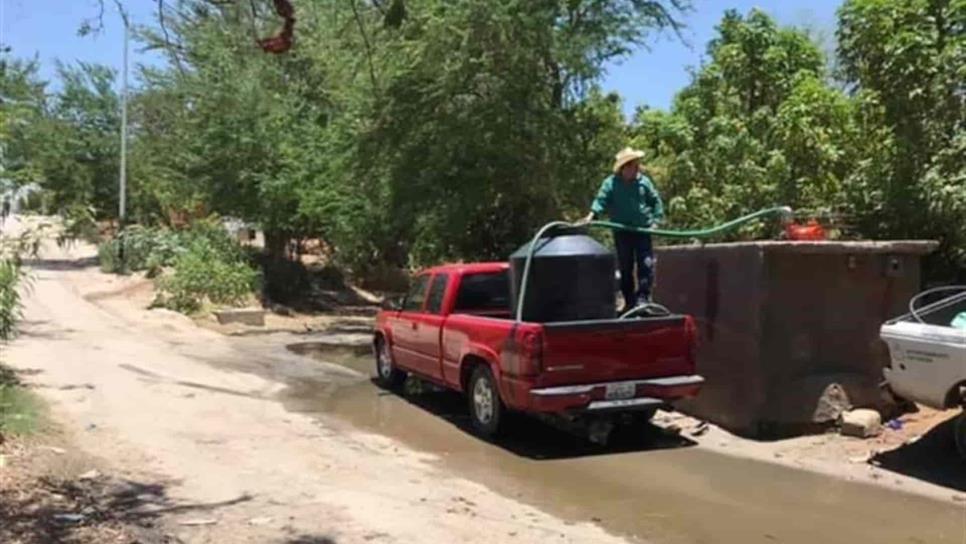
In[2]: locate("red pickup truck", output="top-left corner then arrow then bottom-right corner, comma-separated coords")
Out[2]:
373,262 -> 703,440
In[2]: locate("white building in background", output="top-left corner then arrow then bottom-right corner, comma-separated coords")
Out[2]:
0,181 -> 41,216
221,216 -> 263,248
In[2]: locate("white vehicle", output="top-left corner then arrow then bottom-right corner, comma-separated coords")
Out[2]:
880,287 -> 966,455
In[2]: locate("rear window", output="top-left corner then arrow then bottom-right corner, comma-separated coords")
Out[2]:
454,271 -> 511,312
425,273 -> 450,315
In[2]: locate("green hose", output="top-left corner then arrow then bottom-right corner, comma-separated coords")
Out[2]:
514,206 -> 793,322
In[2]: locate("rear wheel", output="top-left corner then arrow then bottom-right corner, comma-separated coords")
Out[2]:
468,365 -> 504,438
374,338 -> 406,390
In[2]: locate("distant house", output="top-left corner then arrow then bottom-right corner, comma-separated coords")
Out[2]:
221,217 -> 262,247
1,181 -> 40,216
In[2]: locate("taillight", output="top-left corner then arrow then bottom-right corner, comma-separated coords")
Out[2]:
521,330 -> 543,375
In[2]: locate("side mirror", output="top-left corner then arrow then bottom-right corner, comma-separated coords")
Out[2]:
381,296 -> 403,311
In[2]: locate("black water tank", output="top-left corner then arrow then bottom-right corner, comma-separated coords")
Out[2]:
509,227 -> 616,322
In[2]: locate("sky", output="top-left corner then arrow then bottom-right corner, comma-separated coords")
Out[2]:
1,0 -> 843,115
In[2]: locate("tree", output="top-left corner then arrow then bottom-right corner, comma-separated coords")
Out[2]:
36,0 -> 962,287
0,56 -> 48,194
332,0 -> 687,269
630,9 -> 860,239
30,63 -> 121,218
132,1 -> 335,257
837,0 -> 966,276
129,0 -> 689,273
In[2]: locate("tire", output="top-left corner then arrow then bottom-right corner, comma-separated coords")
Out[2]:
955,412 -> 966,460
467,365 -> 504,438
374,338 -> 406,390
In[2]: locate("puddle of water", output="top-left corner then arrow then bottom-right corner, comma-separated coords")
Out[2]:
285,343 -> 965,544
285,342 -> 373,375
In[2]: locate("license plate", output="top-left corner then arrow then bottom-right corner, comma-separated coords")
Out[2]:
605,382 -> 636,400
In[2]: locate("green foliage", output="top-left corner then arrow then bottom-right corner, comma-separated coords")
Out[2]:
922,132 -> 966,267
0,58 -> 48,190
94,218 -> 262,314
7,0 -> 964,287
180,218 -> 248,263
629,10 -> 858,242
56,204 -> 100,247
0,224 -> 48,342
317,0 -> 687,269
0,227 -> 40,438
31,63 -> 121,218
120,0 -> 689,273
837,0 -> 966,275
154,238 -> 260,314
0,260 -> 22,342
0,375 -> 41,437
0,227 -> 41,439
98,225 -> 183,274
98,217 -> 247,275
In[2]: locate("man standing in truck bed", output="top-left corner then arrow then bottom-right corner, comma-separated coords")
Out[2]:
582,147 -> 664,311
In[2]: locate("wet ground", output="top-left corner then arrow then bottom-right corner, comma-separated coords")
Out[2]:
280,342 -> 966,544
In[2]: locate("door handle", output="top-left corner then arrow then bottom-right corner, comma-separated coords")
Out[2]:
411,322 -> 418,330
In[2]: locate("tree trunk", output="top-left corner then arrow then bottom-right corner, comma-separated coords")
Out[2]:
264,229 -> 290,262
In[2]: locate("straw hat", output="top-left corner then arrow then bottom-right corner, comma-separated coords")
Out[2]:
613,147 -> 646,173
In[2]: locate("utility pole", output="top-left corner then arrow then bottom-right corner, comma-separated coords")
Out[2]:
117,3 -> 129,268
120,16 -> 128,224
1,4 -> 9,226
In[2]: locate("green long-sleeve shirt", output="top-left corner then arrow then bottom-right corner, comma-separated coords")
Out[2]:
590,173 -> 664,228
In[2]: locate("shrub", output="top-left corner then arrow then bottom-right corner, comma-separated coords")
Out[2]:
180,218 -> 245,263
0,373 -> 41,437
98,225 -> 183,274
0,247 -> 38,439
98,218 -> 247,275
154,239 -> 260,314
0,260 -> 23,341
0,226 -> 40,342
98,219 -> 260,314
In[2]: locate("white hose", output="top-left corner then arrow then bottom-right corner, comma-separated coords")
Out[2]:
908,285 -> 966,324
619,302 -> 672,319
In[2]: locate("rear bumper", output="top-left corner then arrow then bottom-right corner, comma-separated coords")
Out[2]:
526,375 -> 704,414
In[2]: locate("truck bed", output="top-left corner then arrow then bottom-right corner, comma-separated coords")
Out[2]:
539,316 -> 694,384
443,312 -> 699,413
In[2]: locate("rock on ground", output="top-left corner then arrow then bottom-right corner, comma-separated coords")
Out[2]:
841,409 -> 882,438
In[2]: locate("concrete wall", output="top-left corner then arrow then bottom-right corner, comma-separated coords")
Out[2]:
654,241 -> 937,437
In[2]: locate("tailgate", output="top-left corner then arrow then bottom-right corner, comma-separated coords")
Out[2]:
538,316 -> 693,386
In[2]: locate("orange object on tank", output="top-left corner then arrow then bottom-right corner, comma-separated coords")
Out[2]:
785,219 -> 826,241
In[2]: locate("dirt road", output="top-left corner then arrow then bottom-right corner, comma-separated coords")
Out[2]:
4,224 -> 965,543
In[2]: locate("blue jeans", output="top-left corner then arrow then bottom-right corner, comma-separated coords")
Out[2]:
614,231 -> 654,306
